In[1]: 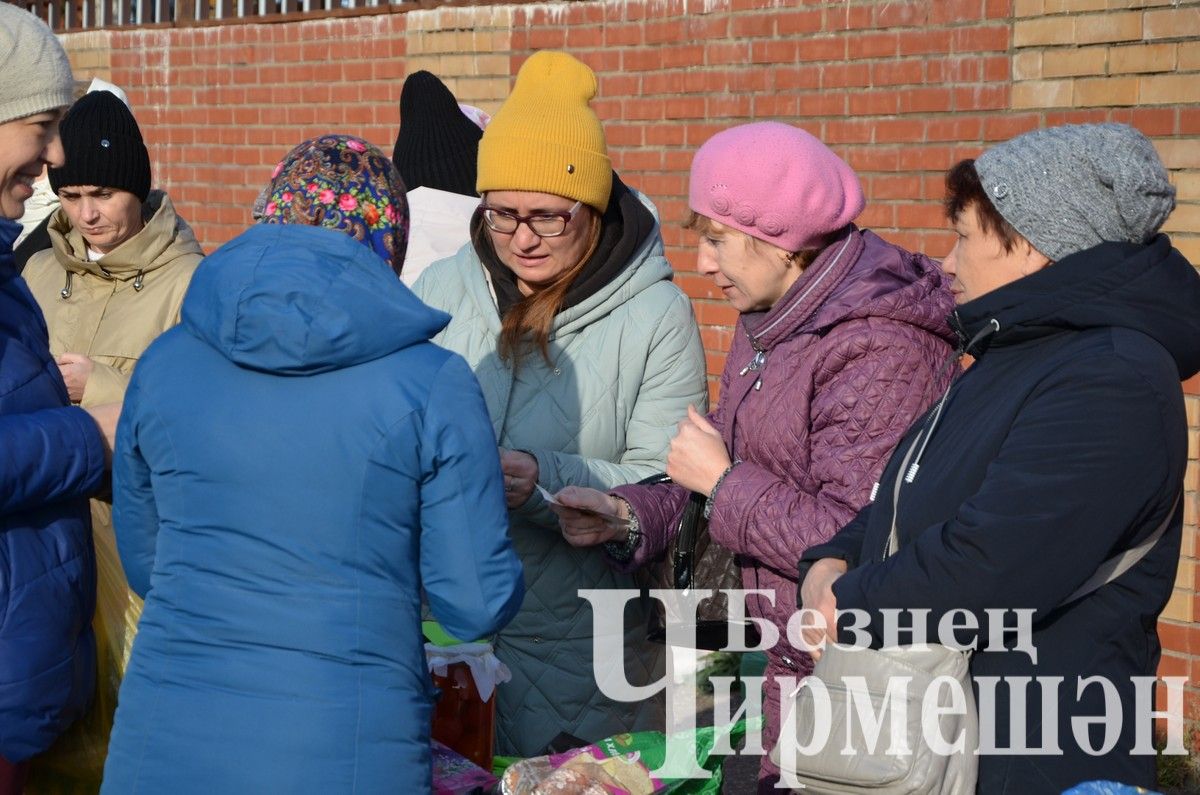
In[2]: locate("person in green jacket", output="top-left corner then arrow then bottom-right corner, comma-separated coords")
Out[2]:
413,50 -> 708,756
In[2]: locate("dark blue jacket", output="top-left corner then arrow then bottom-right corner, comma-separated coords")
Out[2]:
0,218 -> 106,762
102,224 -> 524,793
802,235 -> 1200,793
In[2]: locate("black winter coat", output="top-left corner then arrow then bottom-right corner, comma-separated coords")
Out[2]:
802,235 -> 1200,794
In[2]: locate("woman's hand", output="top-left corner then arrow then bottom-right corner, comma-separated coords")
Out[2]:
553,486 -> 630,548
499,448 -> 538,509
58,353 -> 95,403
799,557 -> 848,660
666,405 -> 731,495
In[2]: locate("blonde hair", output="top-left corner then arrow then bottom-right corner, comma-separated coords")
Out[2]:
684,211 -> 824,268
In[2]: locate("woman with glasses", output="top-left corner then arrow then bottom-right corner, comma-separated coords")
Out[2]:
413,51 -> 706,756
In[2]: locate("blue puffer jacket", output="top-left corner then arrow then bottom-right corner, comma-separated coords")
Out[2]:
0,218 -> 106,762
102,224 -> 524,793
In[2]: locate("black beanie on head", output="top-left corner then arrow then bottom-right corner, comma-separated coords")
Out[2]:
50,90 -> 151,202
391,71 -> 482,198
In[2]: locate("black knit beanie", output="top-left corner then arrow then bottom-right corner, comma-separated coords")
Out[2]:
391,71 -> 482,198
50,90 -> 151,202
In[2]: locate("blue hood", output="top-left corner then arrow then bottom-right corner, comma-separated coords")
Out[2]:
183,224 -> 450,374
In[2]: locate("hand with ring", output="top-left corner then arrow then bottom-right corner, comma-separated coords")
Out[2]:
499,448 -> 538,509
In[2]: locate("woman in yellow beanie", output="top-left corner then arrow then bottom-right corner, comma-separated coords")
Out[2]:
413,50 -> 707,756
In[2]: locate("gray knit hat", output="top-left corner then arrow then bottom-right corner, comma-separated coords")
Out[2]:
975,123 -> 1176,262
0,4 -> 74,126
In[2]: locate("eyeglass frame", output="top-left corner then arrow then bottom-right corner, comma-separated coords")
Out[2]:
478,199 -> 584,238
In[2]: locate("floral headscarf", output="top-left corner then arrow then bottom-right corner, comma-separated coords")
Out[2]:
258,134 -> 409,274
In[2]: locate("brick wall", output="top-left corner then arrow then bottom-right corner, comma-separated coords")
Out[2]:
58,0 -> 1200,722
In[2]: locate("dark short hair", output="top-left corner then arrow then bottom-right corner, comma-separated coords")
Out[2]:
944,159 -> 1020,253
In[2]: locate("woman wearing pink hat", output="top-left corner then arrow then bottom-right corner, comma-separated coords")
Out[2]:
554,121 -> 955,786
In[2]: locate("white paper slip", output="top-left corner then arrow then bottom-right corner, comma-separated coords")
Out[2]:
536,484 -> 632,528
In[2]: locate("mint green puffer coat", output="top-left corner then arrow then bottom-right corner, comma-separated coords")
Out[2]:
414,190 -> 707,756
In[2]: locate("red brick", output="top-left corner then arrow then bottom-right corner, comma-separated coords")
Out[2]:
694,301 -> 739,327
529,27 -> 567,50
832,4 -> 874,31
873,118 -> 926,143
665,96 -> 706,119
926,116 -> 984,142
821,63 -> 871,89
871,174 -> 923,201
858,205 -> 896,229
705,42 -> 750,66
796,37 -> 847,62
754,94 -> 803,118
955,85 -> 1008,112
983,113 -> 1041,142
797,92 -> 847,117
898,87 -> 954,114
679,274 -> 722,301
871,60 -> 924,87
728,70 -> 772,92
874,1 -> 930,28
777,66 -> 820,90
662,45 -> 705,69
850,90 -> 902,116
927,58 -> 982,84
566,26 -> 603,49
751,39 -> 799,64
707,94 -> 752,118
825,119 -> 874,144
731,14 -> 774,38
605,123 -> 643,148
850,32 -> 899,59
645,21 -> 680,46
931,0 -> 985,25
623,49 -> 664,72
605,23 -> 642,46
684,15 -> 729,39
897,29 -> 954,56
951,25 -> 1009,53
1179,109 -> 1200,136
700,326 -> 734,353
777,10 -> 822,35
896,202 -> 947,229
843,146 -> 901,172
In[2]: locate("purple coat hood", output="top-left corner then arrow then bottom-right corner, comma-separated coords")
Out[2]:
612,226 -> 954,754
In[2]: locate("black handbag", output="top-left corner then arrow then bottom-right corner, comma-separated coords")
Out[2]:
635,474 -> 761,652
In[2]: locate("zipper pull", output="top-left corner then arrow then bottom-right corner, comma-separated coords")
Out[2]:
739,349 -> 766,377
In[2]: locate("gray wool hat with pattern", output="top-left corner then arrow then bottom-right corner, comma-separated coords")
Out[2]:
0,4 -> 74,126
974,123 -> 1176,262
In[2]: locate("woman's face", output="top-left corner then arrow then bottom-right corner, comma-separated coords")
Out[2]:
695,219 -> 803,313
942,203 -> 1049,304
483,190 -> 595,295
0,109 -> 66,220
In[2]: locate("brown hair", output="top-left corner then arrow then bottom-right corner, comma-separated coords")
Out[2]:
684,211 -> 825,269
944,159 -> 1020,253
482,208 -> 603,366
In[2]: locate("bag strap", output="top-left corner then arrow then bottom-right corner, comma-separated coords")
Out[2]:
1060,492 -> 1181,605
886,441 -> 1179,606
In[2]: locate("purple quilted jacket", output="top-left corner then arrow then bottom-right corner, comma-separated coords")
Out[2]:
611,226 -> 954,767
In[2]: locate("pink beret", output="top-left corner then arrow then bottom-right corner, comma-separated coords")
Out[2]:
688,122 -> 865,251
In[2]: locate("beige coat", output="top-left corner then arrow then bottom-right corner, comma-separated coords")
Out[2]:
23,191 -> 204,407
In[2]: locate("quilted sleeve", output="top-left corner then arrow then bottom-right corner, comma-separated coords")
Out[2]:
0,406 -> 107,516
523,289 -> 707,498
417,355 -> 524,642
708,322 -> 947,575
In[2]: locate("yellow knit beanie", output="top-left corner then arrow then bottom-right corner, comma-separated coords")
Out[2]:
477,51 -> 612,212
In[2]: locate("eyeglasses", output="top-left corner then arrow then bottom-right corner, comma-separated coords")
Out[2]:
479,200 -> 583,238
